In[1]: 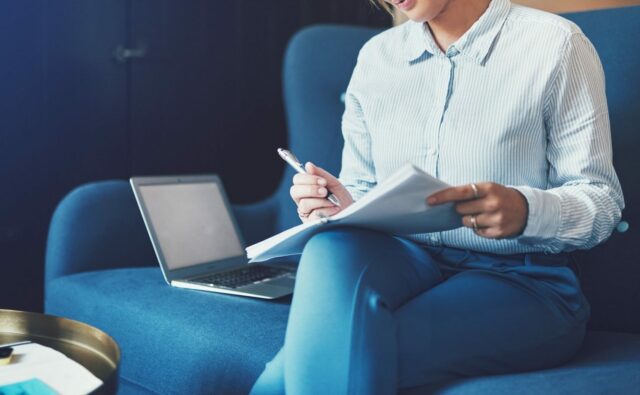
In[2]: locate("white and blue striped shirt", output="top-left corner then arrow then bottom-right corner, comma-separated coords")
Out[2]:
339,0 -> 624,254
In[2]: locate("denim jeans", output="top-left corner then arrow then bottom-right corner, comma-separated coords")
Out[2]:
251,227 -> 589,394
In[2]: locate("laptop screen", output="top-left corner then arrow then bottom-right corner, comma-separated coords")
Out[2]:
138,182 -> 245,270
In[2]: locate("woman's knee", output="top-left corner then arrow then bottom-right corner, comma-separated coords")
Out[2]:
299,228 -> 390,276
296,227 -> 441,302
303,227 -> 389,259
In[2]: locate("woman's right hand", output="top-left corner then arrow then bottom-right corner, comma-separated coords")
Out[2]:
290,162 -> 353,223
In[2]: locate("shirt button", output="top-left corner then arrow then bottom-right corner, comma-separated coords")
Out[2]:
427,148 -> 437,156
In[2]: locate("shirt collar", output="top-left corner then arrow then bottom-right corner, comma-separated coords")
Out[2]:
404,0 -> 511,65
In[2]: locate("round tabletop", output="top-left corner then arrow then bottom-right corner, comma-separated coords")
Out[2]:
0,309 -> 120,394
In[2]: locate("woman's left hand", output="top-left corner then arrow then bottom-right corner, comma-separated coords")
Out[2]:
427,183 -> 529,239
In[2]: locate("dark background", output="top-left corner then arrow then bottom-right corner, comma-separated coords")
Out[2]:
0,1 -> 391,312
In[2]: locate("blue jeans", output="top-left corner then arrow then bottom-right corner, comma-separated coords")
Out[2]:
250,228 -> 589,394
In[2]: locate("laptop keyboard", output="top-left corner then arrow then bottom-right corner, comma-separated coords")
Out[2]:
192,265 -> 292,289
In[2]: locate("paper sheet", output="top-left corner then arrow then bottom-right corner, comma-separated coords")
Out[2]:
246,163 -> 461,261
0,343 -> 103,395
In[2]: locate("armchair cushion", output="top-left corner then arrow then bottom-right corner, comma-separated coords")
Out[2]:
46,267 -> 290,395
46,267 -> 640,395
424,332 -> 640,394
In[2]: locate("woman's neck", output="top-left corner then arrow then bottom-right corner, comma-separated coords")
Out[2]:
428,0 -> 492,52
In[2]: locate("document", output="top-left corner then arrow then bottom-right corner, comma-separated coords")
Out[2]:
246,163 -> 461,262
0,343 -> 103,395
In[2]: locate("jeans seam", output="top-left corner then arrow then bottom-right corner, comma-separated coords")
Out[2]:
346,261 -> 375,395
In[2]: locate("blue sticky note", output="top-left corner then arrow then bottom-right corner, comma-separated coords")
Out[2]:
0,379 -> 58,395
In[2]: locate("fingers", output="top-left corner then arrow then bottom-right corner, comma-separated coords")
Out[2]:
303,162 -> 354,207
432,183 -> 526,239
461,212 -> 512,239
299,206 -> 342,222
293,173 -> 327,187
454,195 -> 501,215
297,198 -> 336,217
290,185 -> 330,204
428,183 -> 488,205
306,162 -> 340,187
461,213 -> 492,229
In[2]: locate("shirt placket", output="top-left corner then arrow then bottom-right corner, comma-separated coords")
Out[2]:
429,46 -> 459,245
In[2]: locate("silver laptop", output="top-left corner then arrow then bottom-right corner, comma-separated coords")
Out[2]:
130,175 -> 296,299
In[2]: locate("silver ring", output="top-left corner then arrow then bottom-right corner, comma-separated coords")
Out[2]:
470,215 -> 479,232
470,183 -> 479,199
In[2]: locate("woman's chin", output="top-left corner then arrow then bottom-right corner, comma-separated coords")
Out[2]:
401,11 -> 438,23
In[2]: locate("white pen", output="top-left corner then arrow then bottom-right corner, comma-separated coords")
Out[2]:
277,148 -> 341,207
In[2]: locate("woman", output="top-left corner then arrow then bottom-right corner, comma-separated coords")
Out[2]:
251,0 -> 624,393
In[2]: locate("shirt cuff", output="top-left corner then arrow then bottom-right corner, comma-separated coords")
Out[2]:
511,186 -> 562,241
342,184 -> 368,202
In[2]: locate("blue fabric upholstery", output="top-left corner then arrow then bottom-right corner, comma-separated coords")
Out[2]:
46,268 -> 640,395
45,6 -> 640,394
426,332 -> 640,394
276,25 -> 382,232
46,268 -> 290,395
563,6 -> 640,333
44,181 -> 157,285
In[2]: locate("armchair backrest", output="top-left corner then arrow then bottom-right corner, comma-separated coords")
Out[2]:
279,6 -> 640,332
277,25 -> 382,232
563,6 -> 640,333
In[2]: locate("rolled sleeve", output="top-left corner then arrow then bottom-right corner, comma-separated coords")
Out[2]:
513,186 -> 562,242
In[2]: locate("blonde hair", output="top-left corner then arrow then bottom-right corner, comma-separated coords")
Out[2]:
370,0 -> 394,15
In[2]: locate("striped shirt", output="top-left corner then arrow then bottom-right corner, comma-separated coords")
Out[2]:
338,0 -> 624,254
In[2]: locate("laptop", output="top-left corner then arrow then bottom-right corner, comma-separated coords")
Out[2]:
130,175 -> 296,299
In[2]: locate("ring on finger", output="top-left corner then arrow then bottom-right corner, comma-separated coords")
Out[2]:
470,183 -> 480,199
470,214 -> 479,232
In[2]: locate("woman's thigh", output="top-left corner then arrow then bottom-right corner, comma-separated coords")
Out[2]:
291,227 -> 444,310
283,227 -> 445,394
396,269 -> 586,390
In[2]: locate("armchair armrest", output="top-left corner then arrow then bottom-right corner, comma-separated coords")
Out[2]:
45,180 -> 281,292
45,181 -> 156,288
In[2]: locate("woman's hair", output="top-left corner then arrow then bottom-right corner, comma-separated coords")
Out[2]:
370,0 -> 394,15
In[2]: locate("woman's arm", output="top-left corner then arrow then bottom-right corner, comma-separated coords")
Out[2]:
511,32 -> 624,253
428,32 -> 624,253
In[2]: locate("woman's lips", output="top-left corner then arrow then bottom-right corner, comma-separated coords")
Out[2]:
392,0 -> 416,11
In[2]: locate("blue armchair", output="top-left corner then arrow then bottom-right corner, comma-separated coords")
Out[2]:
45,7 -> 640,394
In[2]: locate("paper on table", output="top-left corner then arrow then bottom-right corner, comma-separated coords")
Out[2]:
0,343 -> 103,395
246,163 -> 461,262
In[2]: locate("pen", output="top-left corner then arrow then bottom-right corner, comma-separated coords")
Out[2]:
277,148 -> 341,207
0,340 -> 32,349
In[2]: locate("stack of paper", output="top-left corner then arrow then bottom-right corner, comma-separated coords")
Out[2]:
246,163 -> 461,262
0,343 -> 103,395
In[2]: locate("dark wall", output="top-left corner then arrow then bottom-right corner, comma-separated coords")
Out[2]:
0,1 -> 390,312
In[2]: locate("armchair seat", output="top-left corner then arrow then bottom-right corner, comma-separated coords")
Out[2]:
47,267 -> 640,395
46,267 -> 290,395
